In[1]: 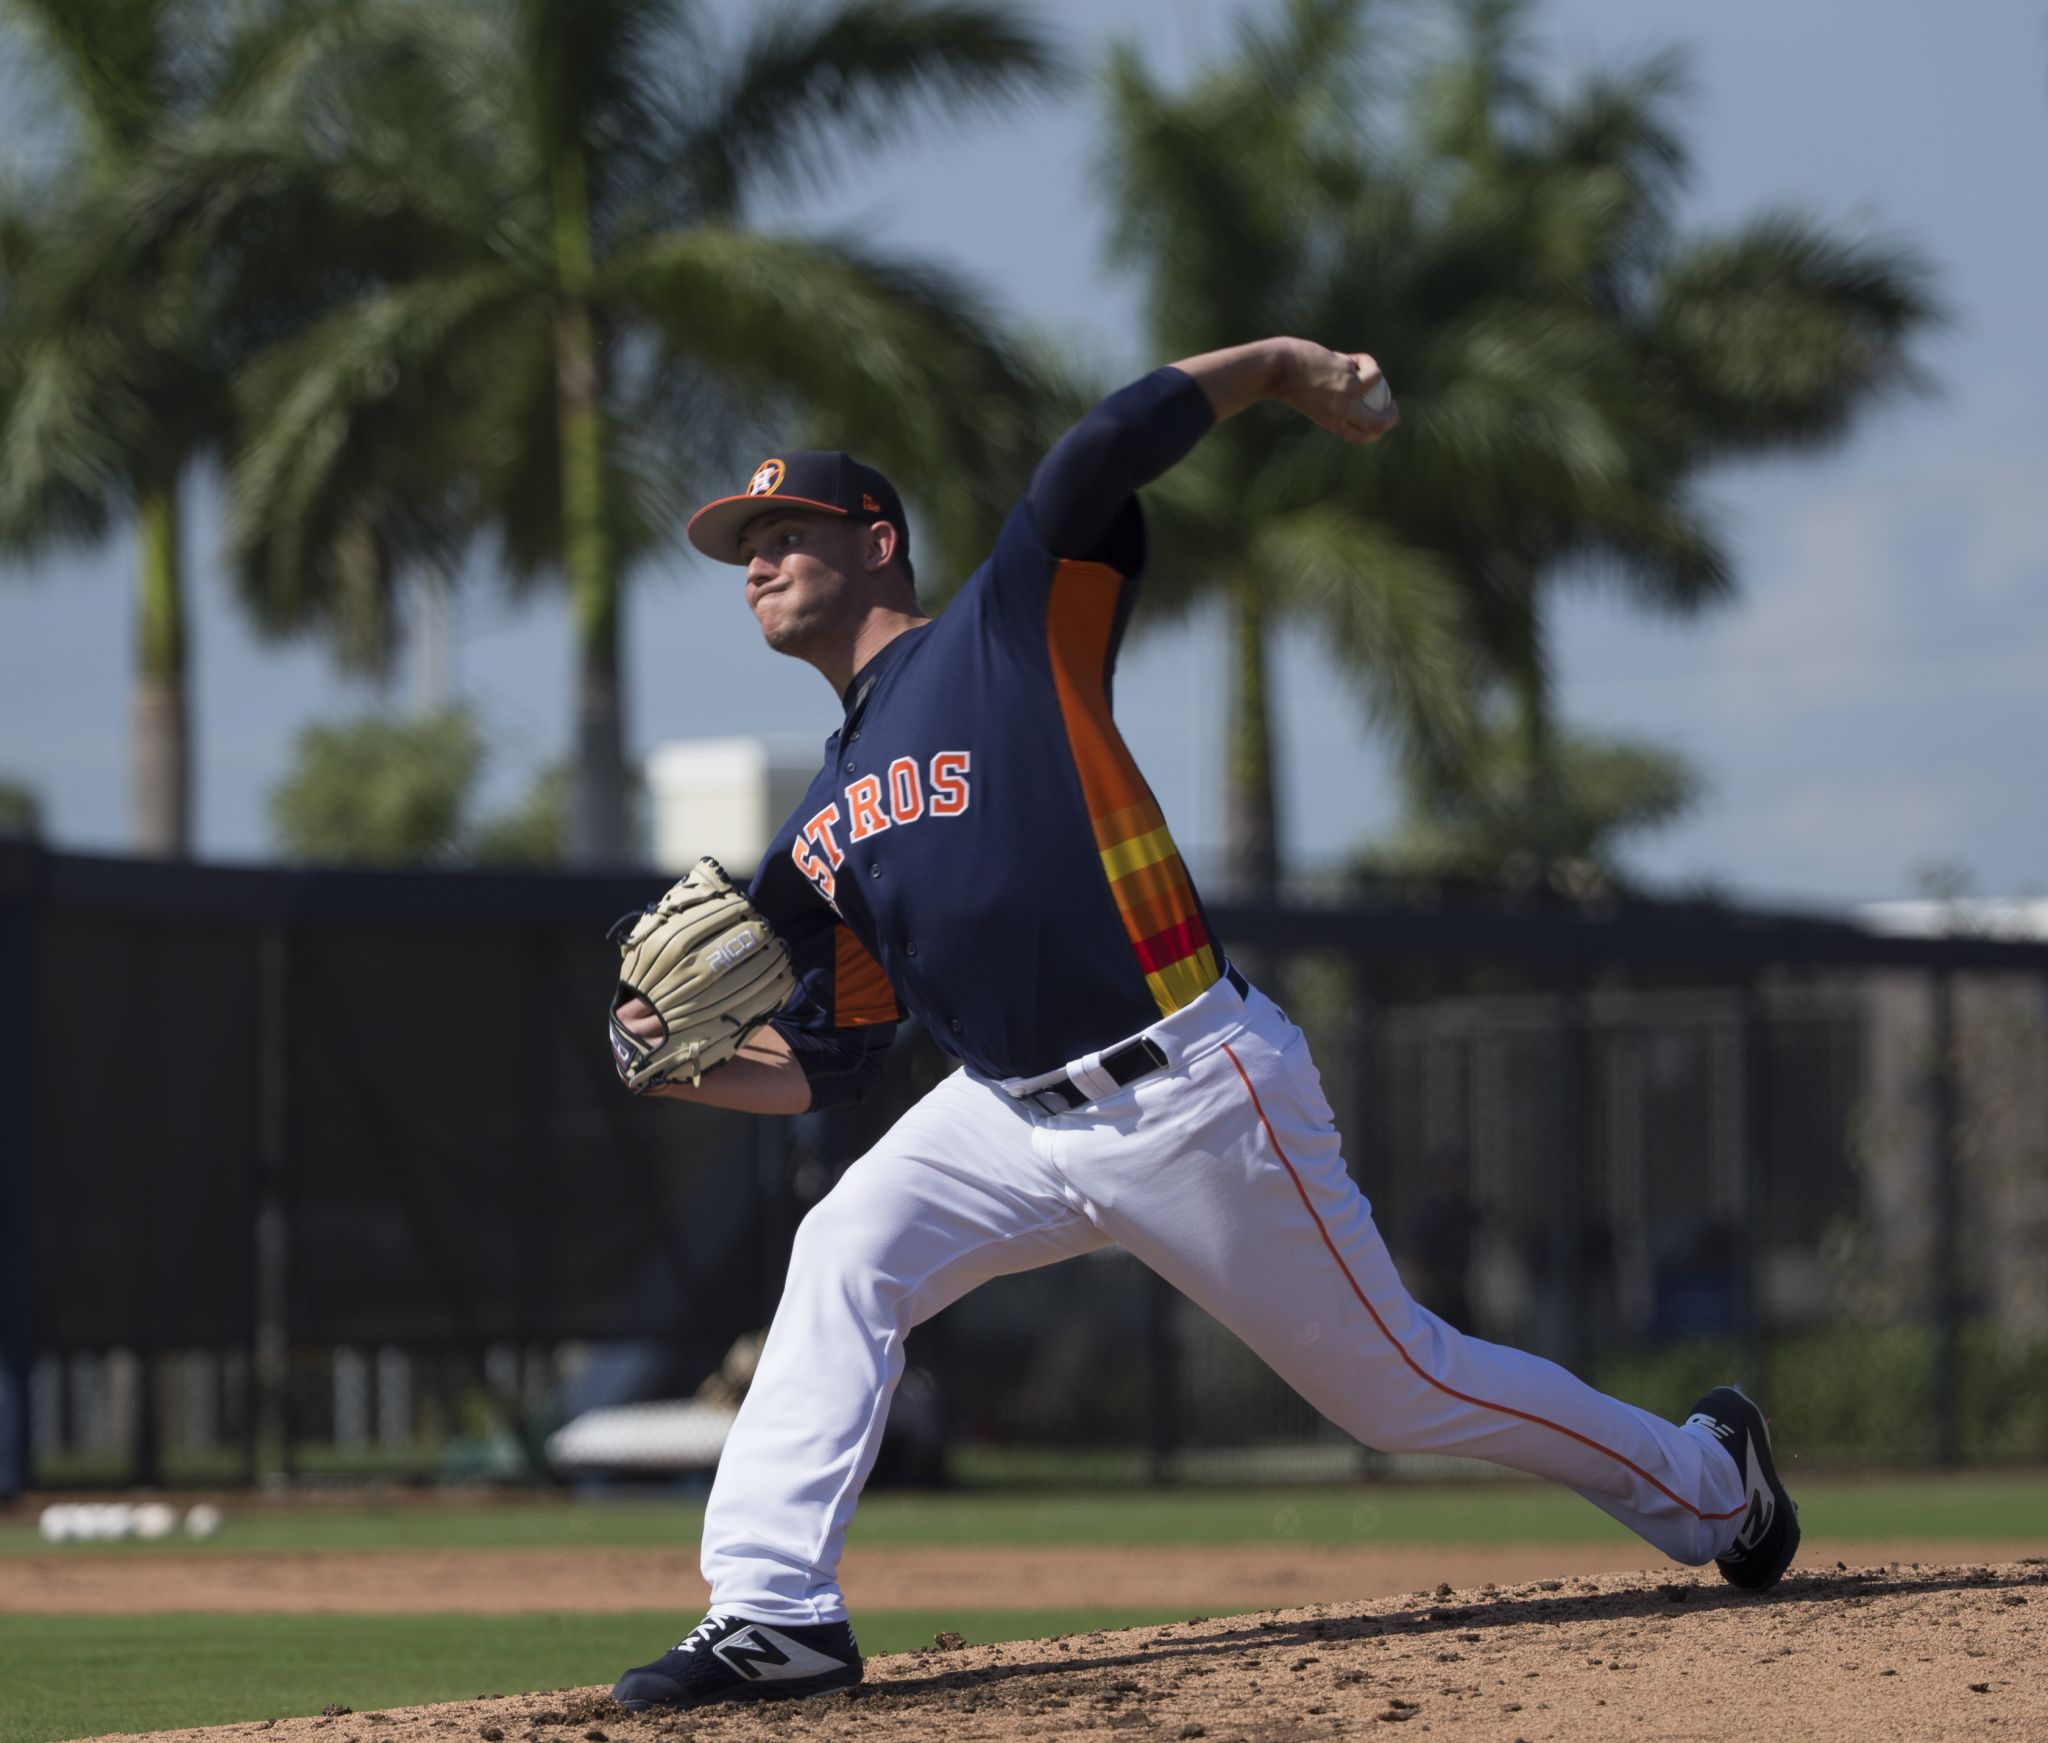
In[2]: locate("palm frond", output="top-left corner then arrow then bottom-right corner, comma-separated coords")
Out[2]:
1117,448 -> 1252,628
1251,504 -> 1481,777
1534,47 -> 1691,206
1096,48 -> 1307,350
519,0 -> 686,236
0,314 -> 129,551
121,18 -> 538,286
1655,209 -> 1946,456
673,0 -> 1064,221
1556,482 -> 1733,616
1228,0 -> 1378,104
0,182 -> 223,547
521,0 -> 667,152
1412,0 -> 1545,168
2,0 -> 180,157
227,263 -> 535,670
612,224 -> 1044,582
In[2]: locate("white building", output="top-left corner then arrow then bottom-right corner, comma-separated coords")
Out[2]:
645,737 -> 821,878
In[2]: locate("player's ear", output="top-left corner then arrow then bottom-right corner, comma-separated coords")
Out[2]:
861,519 -> 899,574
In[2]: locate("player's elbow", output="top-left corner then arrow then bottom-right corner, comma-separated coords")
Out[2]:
779,1023 -> 895,1113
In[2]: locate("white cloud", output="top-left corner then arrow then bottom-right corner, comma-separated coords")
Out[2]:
1695,455 -> 2048,718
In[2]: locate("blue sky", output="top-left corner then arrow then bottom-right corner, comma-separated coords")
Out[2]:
2,0 -> 2043,903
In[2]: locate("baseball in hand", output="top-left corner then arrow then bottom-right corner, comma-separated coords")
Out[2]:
1359,374 -> 1393,414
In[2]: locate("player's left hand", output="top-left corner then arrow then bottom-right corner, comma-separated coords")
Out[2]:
1282,343 -> 1399,445
614,995 -> 663,1045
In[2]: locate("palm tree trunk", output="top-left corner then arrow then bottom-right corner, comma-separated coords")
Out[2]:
1513,651 -> 1549,773
1224,583 -> 1281,899
1505,582 -> 1564,870
132,478 -> 190,857
552,146 -> 624,866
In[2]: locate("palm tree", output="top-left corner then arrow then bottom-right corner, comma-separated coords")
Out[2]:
1101,0 -> 1684,895
1407,0 -> 1941,789
0,0 -> 243,856
1100,0 -> 1940,896
1100,0 -> 1485,898
135,0 -> 1061,865
0,0 -> 384,855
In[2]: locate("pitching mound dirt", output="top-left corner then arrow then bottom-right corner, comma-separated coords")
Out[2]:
59,1559 -> 2046,1743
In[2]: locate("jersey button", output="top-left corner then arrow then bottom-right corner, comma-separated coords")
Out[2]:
844,759 -> 856,772
948,1018 -> 963,1035
868,863 -> 881,879
903,942 -> 917,957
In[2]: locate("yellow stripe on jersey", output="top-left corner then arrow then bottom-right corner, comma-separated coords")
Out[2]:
1145,949 -> 1221,1015
1098,823 -> 1177,883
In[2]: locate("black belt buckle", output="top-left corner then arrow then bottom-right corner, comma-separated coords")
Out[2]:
1101,1034 -> 1169,1085
1027,1034 -> 1169,1116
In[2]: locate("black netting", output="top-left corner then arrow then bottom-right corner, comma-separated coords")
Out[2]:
35,915 -> 259,1347
8,848 -> 2046,1489
283,924 -> 767,1352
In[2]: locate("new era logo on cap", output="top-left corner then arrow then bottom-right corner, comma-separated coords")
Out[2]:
687,450 -> 909,566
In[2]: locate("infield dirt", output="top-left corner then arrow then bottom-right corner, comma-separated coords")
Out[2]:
51,1560 -> 2048,1743
9,1539 -> 2048,1615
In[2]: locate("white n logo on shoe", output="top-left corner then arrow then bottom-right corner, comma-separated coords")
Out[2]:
1734,1440 -> 1776,1549
713,1625 -> 848,1682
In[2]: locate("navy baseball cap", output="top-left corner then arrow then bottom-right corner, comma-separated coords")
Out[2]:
687,450 -> 910,566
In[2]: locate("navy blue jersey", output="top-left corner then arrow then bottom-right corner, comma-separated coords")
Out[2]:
751,368 -> 1224,1101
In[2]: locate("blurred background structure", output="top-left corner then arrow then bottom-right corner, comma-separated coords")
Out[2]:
5,841 -> 2046,1496
1,0 -> 2044,1500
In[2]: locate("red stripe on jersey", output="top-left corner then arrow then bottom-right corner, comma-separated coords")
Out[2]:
1132,916 -> 1213,976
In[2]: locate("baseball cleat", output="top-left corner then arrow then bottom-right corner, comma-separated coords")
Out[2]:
609,1611 -> 863,1711
1686,1385 -> 1800,1592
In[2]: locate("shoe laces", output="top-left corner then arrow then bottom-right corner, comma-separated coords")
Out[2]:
674,1613 -> 732,1654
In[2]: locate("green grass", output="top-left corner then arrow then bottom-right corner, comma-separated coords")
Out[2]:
0,1610 -> 1178,1743
4,1476 -> 2044,1742
6,1474 -> 2045,1558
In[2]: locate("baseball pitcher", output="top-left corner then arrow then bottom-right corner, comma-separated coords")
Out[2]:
603,340 -> 1799,1712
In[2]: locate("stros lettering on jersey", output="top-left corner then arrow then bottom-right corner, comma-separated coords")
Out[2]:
750,369 -> 1226,1092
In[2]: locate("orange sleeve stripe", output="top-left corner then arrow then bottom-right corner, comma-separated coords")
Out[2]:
1091,796 -> 1166,855
1106,851 -> 1197,921
1118,881 -> 1205,950
1046,562 -> 1155,819
832,928 -> 900,1027
1046,559 -> 1212,1014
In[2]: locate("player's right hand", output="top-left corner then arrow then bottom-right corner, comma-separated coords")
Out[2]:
1283,342 -> 1399,444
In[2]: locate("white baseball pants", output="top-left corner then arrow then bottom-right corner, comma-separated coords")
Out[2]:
701,973 -> 1747,1623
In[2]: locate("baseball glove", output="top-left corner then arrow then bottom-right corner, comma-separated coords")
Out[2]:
607,858 -> 795,1092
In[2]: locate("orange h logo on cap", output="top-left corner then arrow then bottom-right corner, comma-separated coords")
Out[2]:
748,459 -> 786,497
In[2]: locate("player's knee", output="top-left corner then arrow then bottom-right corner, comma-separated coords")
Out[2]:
787,1200 -> 910,1308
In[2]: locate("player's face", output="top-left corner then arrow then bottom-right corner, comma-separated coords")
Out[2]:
738,512 -> 864,657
